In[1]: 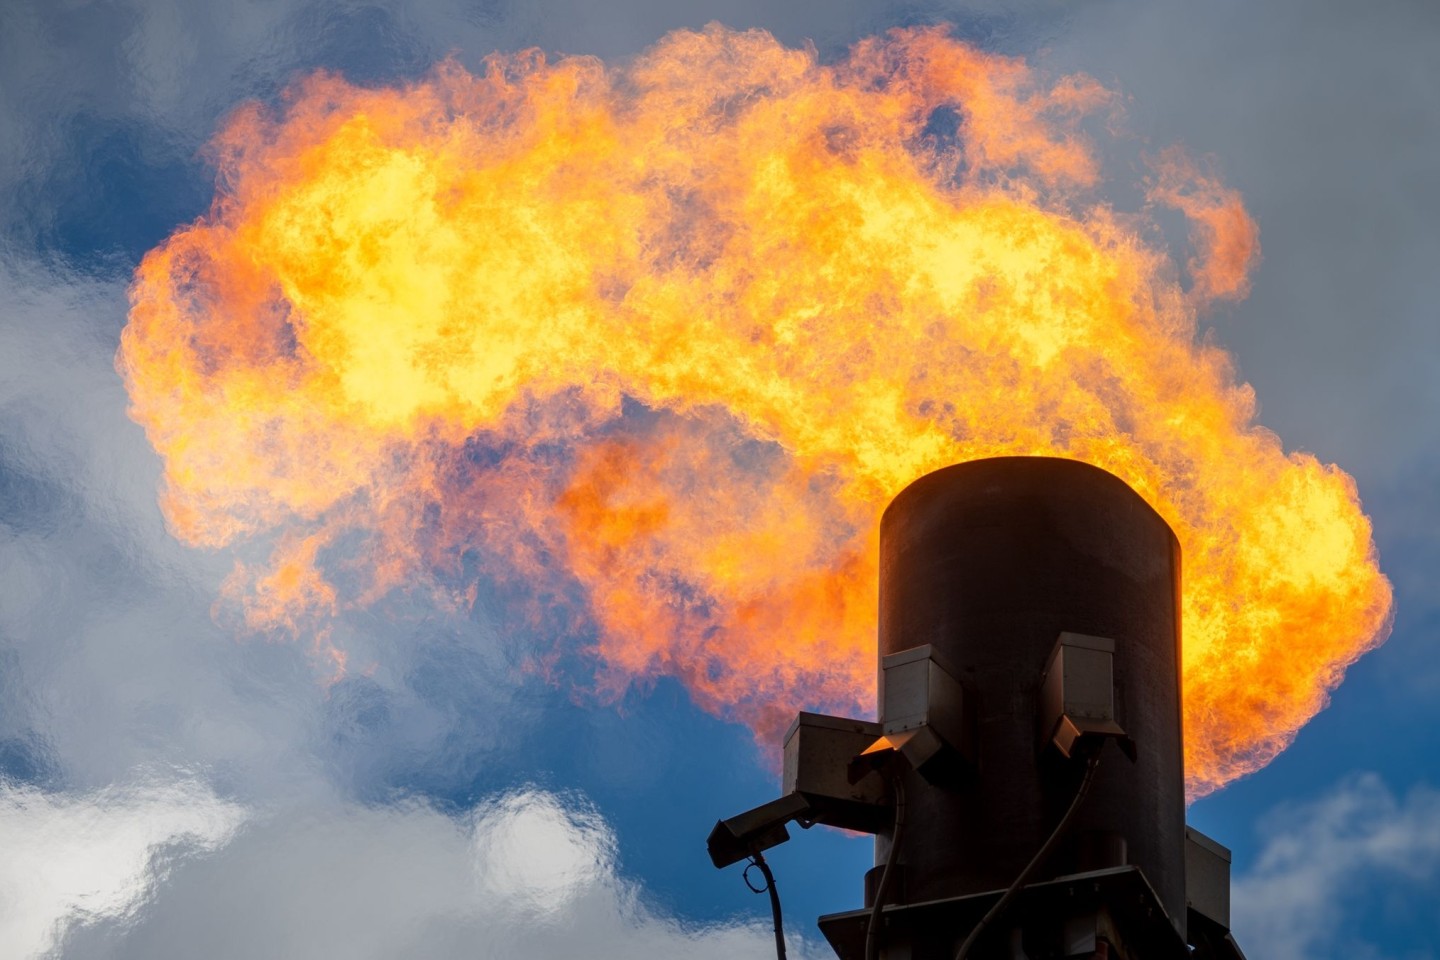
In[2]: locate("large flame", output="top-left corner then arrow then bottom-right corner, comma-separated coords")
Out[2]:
119,25 -> 1391,796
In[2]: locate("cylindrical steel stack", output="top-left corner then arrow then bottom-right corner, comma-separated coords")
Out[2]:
874,457 -> 1186,933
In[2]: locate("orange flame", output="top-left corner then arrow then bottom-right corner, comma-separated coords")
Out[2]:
118,25 -> 1391,796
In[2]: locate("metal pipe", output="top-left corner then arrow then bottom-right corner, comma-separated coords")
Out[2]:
864,774 -> 906,960
954,749 -> 1102,959
745,851 -> 787,960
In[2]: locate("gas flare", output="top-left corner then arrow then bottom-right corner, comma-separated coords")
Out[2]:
119,25 -> 1391,796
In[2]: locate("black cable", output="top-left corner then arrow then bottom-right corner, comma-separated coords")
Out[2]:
744,850 -> 787,960
865,772 -> 907,960
953,750 -> 1103,960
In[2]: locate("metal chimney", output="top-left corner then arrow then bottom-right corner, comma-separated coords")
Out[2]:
707,457 -> 1246,960
870,456 -> 1185,945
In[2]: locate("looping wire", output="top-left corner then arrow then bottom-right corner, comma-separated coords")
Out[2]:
743,858 -> 771,894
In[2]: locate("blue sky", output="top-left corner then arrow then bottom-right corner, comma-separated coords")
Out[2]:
1,1 -> 1437,958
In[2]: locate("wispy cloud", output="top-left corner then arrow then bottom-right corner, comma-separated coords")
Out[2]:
1232,774 -> 1440,960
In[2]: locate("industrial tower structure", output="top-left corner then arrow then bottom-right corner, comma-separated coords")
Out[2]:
709,457 -> 1246,960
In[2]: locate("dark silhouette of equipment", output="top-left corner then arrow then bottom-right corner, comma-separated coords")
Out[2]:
708,457 -> 1247,960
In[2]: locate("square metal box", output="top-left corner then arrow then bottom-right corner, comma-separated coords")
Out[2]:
1185,825 -> 1232,929
1040,632 -> 1127,757
782,712 -> 888,832
879,644 -> 973,781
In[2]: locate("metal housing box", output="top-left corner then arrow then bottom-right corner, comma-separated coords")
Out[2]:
782,712 -> 889,833
1041,632 -> 1127,757
706,792 -> 810,868
880,645 -> 973,781
1185,826 -> 1232,929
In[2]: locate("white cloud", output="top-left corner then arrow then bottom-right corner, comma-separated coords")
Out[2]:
1231,774 -> 1440,960
3,781 -> 823,960
0,255 -> 531,798
0,260 -> 792,953
0,777 -> 244,959
0,256 -> 318,789
471,790 -> 616,915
